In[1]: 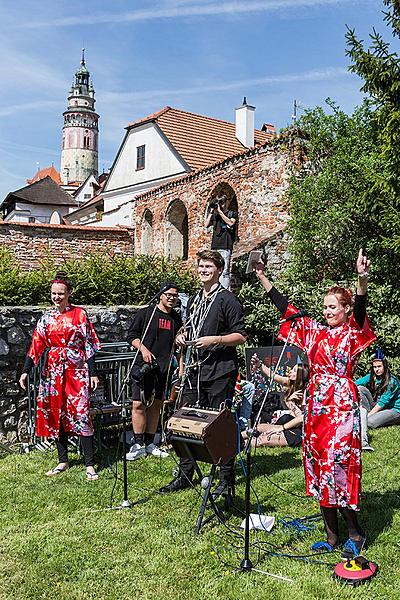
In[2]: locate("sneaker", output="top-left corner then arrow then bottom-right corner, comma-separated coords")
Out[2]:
126,443 -> 146,461
341,536 -> 366,559
362,444 -> 374,452
145,443 -> 169,458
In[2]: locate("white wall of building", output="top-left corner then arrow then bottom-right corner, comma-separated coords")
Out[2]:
5,202 -> 72,224
105,123 -> 187,192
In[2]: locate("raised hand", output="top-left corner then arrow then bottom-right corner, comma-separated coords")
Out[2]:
356,248 -> 370,277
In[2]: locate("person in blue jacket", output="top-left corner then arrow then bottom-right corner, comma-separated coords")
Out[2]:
356,349 -> 400,450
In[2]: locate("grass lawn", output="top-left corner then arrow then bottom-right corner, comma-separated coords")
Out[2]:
0,427 -> 399,600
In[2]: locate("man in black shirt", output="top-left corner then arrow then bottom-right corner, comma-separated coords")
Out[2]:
160,251 -> 246,495
205,197 -> 237,289
126,284 -> 182,460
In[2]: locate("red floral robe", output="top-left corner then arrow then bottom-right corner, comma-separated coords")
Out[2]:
279,304 -> 376,509
28,305 -> 100,438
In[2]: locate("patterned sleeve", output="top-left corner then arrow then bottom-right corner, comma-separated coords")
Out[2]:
27,315 -> 48,366
83,314 -> 101,361
348,312 -> 376,357
277,303 -> 323,353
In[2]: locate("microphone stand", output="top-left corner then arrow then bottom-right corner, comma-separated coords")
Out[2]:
239,320 -> 297,582
107,302 -> 159,511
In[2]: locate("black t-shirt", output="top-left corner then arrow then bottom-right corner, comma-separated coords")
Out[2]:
127,306 -> 182,373
185,288 -> 246,381
210,210 -> 237,251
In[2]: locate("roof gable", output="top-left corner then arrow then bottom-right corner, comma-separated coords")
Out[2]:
126,106 -> 273,171
3,176 -> 78,207
27,165 -> 61,185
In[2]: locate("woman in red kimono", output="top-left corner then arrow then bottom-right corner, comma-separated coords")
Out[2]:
254,250 -> 376,558
19,272 -> 100,480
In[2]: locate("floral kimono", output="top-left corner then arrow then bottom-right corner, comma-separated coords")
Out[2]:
28,305 -> 100,438
279,304 -> 376,510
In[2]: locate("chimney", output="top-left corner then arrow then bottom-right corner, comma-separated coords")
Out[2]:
235,97 -> 255,148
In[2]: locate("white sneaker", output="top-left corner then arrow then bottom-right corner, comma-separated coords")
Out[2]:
145,443 -> 169,458
126,443 -> 146,461
362,444 -> 374,452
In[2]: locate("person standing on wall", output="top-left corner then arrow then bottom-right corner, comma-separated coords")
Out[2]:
205,196 -> 237,289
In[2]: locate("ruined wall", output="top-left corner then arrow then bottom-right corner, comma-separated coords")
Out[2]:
0,222 -> 134,270
135,142 -> 291,263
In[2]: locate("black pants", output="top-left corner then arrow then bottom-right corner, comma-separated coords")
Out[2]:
55,422 -> 95,467
179,370 -> 237,483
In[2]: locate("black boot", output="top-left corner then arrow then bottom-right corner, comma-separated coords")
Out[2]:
159,476 -> 192,494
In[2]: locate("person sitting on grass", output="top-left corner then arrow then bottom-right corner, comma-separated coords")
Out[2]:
247,358 -> 309,448
356,349 -> 400,452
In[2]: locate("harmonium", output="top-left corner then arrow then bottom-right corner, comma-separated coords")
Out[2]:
166,407 -> 240,464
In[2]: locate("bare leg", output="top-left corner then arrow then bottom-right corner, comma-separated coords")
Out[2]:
253,431 -> 289,447
145,398 -> 163,434
131,400 -> 146,434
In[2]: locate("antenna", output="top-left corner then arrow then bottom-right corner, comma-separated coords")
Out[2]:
291,99 -> 303,124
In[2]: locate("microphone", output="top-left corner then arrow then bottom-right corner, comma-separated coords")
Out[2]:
280,309 -> 309,323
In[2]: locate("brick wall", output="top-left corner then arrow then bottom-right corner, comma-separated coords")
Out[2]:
0,222 -> 134,270
136,140 -> 292,263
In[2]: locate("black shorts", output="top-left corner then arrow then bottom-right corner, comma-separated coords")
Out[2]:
131,370 -> 168,402
275,415 -> 302,447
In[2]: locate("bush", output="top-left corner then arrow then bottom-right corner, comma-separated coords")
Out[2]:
0,249 -> 199,306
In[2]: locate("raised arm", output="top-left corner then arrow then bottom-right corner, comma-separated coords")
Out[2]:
354,248 -> 370,328
253,258 -> 288,315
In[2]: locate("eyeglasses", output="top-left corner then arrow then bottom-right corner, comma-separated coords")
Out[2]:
163,293 -> 178,300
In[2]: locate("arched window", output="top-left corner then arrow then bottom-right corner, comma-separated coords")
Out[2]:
50,211 -> 62,225
141,210 -> 153,255
165,199 -> 188,260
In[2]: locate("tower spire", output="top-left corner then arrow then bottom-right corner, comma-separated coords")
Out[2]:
60,50 -> 99,184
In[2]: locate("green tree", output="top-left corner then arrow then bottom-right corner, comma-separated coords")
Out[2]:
346,0 -> 400,250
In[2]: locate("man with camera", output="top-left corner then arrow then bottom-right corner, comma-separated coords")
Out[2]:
126,283 -> 182,460
205,196 -> 237,289
160,250 -> 246,495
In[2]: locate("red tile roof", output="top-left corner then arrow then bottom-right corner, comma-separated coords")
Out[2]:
27,165 -> 61,185
126,107 -> 275,171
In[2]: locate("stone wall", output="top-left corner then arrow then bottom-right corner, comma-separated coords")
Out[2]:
0,222 -> 134,270
135,139 -> 292,263
0,305 -> 138,443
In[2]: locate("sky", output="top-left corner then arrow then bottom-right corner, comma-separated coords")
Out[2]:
0,0 -> 395,199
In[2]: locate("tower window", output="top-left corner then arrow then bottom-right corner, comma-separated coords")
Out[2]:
136,145 -> 145,170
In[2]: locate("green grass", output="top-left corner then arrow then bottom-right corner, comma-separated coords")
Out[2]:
0,427 -> 399,600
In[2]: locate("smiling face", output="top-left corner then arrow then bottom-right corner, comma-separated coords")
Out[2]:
288,365 -> 299,381
51,282 -> 71,312
323,294 -> 350,327
372,360 -> 384,377
158,288 -> 179,312
197,259 -> 221,287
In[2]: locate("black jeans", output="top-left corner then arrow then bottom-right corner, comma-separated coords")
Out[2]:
55,421 -> 95,467
178,370 -> 237,483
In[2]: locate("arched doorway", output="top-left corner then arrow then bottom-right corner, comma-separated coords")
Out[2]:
141,210 -> 153,255
165,199 -> 188,260
207,182 -> 238,215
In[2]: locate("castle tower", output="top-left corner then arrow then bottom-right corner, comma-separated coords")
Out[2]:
60,49 -> 99,184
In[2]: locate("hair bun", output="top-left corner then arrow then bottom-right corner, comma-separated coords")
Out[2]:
53,271 -> 72,291
55,271 -> 68,280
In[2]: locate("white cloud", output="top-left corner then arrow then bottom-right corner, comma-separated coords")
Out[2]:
20,0 -> 361,28
101,66 -> 351,104
0,100 -> 60,118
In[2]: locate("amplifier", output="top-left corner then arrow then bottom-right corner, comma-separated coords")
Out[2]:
166,406 -> 239,464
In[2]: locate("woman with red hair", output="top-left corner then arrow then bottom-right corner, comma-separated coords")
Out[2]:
19,272 -> 100,480
253,250 -> 376,558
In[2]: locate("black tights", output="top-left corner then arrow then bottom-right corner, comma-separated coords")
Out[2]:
55,422 -> 95,468
320,506 -> 364,545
